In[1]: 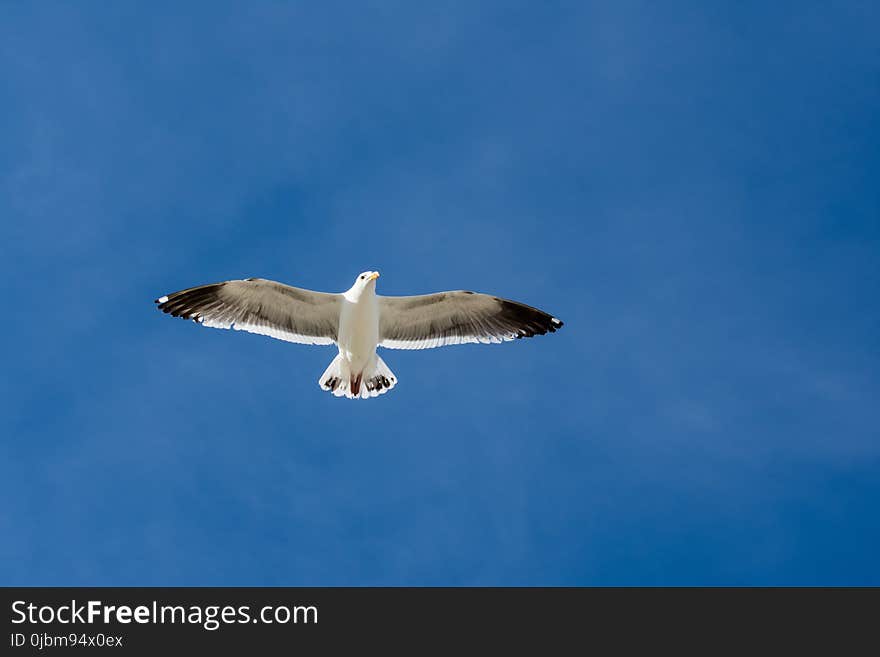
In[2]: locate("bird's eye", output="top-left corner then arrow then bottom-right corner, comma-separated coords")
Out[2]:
360,275 -> 364,280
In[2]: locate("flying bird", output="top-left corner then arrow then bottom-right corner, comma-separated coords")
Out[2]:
155,271 -> 563,399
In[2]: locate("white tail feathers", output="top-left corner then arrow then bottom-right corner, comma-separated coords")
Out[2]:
319,354 -> 397,400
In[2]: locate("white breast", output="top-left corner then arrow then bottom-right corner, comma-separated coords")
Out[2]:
337,294 -> 380,370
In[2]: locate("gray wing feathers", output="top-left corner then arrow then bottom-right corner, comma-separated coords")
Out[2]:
155,278 -> 341,346
378,291 -> 562,350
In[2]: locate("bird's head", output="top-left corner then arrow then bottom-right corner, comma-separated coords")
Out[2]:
347,270 -> 380,297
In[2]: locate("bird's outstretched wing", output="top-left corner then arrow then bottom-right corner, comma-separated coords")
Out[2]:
378,291 -> 562,350
155,278 -> 341,346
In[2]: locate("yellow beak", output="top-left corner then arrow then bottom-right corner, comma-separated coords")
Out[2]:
368,272 -> 380,281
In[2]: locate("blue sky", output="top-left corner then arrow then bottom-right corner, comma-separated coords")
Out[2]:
1,1 -> 878,585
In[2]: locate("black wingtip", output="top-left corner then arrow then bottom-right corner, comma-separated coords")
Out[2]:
496,299 -> 564,338
153,283 -> 226,319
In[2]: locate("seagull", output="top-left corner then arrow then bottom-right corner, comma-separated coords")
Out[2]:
155,271 -> 563,399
